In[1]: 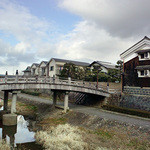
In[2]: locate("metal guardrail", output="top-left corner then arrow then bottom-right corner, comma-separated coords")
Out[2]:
0,76 -> 111,93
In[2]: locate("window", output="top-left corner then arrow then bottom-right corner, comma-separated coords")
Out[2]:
59,66 -> 63,71
50,66 -> 54,71
141,54 -> 144,59
141,70 -> 144,76
144,70 -> 148,76
145,52 -> 148,58
140,52 -> 149,60
140,70 -> 149,76
42,68 -> 45,75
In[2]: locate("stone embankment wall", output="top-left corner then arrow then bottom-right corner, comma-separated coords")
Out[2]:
124,86 -> 150,96
121,86 -> 150,112
121,95 -> 150,112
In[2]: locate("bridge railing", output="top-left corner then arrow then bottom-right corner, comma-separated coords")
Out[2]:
0,76 -> 110,93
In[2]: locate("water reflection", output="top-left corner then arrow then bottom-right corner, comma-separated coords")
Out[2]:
0,115 -> 35,149
0,106 -> 3,110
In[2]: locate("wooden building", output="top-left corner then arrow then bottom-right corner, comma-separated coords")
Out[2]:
120,36 -> 150,87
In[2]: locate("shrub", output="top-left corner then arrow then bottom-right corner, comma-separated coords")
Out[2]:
102,105 -> 150,118
21,90 -> 40,96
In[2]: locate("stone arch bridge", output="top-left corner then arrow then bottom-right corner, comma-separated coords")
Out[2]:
0,75 -> 110,113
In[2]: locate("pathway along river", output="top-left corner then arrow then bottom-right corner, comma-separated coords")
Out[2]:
0,106 -> 43,150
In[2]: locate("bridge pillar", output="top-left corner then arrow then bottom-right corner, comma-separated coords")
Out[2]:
11,91 -> 18,114
4,91 -> 9,111
64,91 -> 69,113
53,91 -> 57,107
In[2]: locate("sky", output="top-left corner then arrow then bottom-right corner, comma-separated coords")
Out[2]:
0,0 -> 149,74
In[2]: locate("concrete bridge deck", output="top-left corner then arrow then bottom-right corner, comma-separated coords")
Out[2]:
0,76 -> 111,114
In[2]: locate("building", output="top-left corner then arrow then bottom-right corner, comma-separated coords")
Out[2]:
120,36 -> 150,87
39,61 -> 48,76
89,61 -> 116,73
47,58 -> 90,77
22,66 -> 31,77
31,63 -> 39,76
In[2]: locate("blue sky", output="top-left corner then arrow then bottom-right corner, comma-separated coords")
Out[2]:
0,0 -> 149,74
18,0 -> 81,34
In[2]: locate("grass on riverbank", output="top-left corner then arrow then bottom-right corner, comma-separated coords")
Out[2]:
0,140 -> 10,150
36,110 -> 150,150
35,123 -> 107,150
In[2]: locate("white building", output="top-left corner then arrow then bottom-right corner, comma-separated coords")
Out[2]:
31,63 -> 39,76
39,61 -> 48,76
22,66 -> 31,77
89,61 -> 116,73
47,58 -> 90,77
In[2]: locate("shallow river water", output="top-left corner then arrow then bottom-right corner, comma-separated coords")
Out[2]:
0,106 -> 43,149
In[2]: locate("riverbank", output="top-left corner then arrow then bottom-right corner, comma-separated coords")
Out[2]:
33,108 -> 150,150
0,94 -> 150,149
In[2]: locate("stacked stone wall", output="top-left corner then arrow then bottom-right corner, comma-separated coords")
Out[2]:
121,95 -> 150,112
124,86 -> 150,96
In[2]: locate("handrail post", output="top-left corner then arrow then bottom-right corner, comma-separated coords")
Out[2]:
53,75 -> 55,83
44,76 -> 46,83
15,70 -> 18,83
26,77 -> 28,83
68,77 -> 71,84
107,82 -> 109,92
83,81 -> 85,87
5,71 -> 8,84
35,76 -> 38,83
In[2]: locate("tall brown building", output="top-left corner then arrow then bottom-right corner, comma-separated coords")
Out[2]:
120,36 -> 150,88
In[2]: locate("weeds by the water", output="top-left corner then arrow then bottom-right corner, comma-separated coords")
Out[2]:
0,140 -> 10,150
18,102 -> 37,111
39,117 -> 67,126
93,129 -> 114,139
35,124 -> 107,150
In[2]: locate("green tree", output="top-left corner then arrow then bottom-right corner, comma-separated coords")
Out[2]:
59,63 -> 76,78
84,67 -> 93,81
115,60 -> 123,82
59,63 -> 85,80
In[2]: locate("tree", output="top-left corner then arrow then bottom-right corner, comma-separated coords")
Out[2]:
59,63 -> 85,80
115,60 -> 123,82
59,63 -> 76,78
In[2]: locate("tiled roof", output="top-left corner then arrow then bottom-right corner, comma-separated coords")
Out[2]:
135,65 -> 150,70
23,66 -> 31,72
135,49 -> 150,54
43,61 -> 48,64
89,61 -> 116,69
39,61 -> 48,67
31,63 -> 39,68
120,36 -> 150,56
52,58 -> 90,66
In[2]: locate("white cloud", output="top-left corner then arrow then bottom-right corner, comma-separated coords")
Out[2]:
0,0 -> 149,74
59,0 -> 150,38
0,0 -> 54,74
56,21 -> 134,63
54,0 -> 150,63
